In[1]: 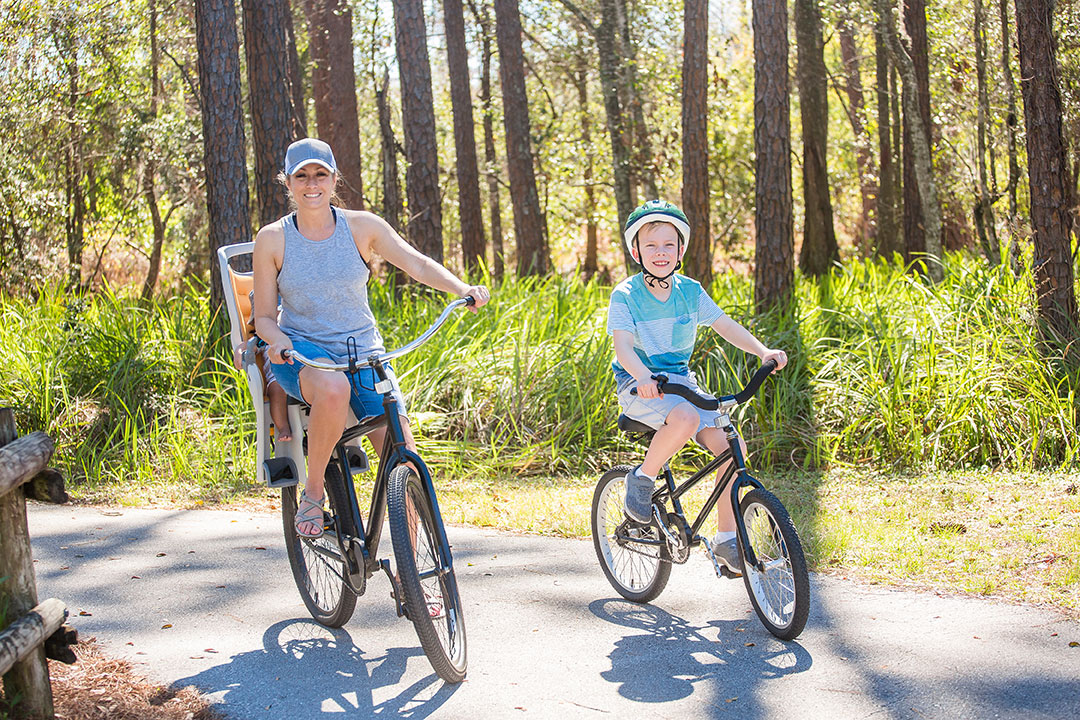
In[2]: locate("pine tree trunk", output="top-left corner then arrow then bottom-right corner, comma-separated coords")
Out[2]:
494,0 -> 548,275
471,0 -> 505,280
284,3 -> 307,139
59,22 -> 84,291
393,0 -> 444,262
574,50 -> 599,280
1015,0 -> 1078,345
839,19 -> 878,254
900,0 -> 933,265
142,0 -> 164,301
595,0 -> 635,268
874,0 -> 900,259
795,0 -> 838,276
302,0 -> 364,210
243,0 -> 293,227
376,69 -> 407,289
887,0 -> 943,282
615,0 -> 657,202
753,0 -> 795,314
974,0 -> 1000,265
999,0 -> 1022,271
681,0 -> 711,288
444,0 -> 486,274
195,0 -> 251,316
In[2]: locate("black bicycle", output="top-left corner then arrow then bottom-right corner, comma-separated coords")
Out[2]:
591,360 -> 810,640
266,298 -> 471,683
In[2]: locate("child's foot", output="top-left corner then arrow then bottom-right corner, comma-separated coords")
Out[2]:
623,467 -> 654,523
270,408 -> 292,441
710,532 -> 743,576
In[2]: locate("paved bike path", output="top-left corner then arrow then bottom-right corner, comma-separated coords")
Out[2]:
27,503 -> 1080,719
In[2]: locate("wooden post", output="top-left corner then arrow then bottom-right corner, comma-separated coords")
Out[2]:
0,408 -> 54,719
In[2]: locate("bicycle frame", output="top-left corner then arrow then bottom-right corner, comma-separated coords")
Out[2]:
648,419 -> 765,569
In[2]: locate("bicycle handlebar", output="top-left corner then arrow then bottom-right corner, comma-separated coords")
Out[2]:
630,359 -> 778,410
281,295 -> 475,371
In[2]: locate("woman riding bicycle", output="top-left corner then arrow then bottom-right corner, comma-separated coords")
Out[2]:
253,137 -> 490,539
607,200 -> 787,574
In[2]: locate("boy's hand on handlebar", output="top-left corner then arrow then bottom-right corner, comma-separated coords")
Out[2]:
463,285 -> 490,312
635,376 -> 662,399
268,339 -> 294,364
761,348 -> 788,371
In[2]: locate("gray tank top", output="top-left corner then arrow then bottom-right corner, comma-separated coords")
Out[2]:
276,208 -> 384,361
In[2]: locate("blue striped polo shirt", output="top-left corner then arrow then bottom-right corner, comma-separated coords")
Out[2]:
606,273 -> 726,388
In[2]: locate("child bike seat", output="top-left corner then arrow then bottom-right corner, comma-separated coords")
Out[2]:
618,414 -> 657,439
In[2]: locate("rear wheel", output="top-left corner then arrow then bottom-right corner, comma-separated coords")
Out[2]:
387,465 -> 467,683
282,464 -> 357,628
738,487 -> 810,640
591,465 -> 671,603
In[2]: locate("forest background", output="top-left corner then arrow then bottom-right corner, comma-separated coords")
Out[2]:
0,0 -> 1078,610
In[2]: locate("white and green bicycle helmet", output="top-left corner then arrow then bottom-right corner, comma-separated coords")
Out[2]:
623,200 -> 691,288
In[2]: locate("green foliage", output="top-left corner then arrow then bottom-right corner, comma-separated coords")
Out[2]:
1,251 -> 1073,505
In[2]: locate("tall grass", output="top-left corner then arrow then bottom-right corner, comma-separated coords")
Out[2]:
0,253 -> 1075,502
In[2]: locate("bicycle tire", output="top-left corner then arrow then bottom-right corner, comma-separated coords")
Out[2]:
738,487 -> 810,640
591,465 -> 672,603
282,464 -> 358,628
387,464 -> 467,683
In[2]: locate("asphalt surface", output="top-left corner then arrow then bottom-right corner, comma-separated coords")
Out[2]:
26,503 -> 1080,719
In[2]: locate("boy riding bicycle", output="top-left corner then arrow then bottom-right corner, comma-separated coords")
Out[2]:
607,200 -> 788,575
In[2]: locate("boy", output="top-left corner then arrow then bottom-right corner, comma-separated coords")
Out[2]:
233,291 -> 293,442
606,200 -> 787,575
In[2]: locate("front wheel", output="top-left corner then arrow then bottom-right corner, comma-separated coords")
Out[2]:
387,464 -> 467,683
591,465 -> 671,603
738,487 -> 810,640
282,465 -> 358,628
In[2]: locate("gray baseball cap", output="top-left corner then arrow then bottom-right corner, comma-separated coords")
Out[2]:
283,138 -> 337,176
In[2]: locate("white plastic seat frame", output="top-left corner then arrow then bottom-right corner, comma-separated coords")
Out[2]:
216,242 -> 364,487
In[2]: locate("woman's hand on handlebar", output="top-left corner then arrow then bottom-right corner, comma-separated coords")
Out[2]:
761,348 -> 788,371
463,285 -> 490,312
268,338 -> 295,364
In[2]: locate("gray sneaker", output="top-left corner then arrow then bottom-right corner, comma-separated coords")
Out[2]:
710,535 -> 743,576
623,468 -> 654,523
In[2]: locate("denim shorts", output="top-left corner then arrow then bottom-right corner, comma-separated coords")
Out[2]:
269,339 -> 409,421
616,372 -> 722,435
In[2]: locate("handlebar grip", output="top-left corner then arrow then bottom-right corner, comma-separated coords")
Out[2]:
732,359 -> 778,405
630,373 -> 719,410
464,294 -> 477,306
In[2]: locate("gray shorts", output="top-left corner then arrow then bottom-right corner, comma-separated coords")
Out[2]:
616,372 -> 723,435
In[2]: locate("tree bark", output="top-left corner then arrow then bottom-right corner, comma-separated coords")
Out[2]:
888,0 -> 942,281
376,69 -> 407,289
142,0 -> 165,301
874,0 -> 901,259
195,0 -> 252,317
838,18 -> 877,254
468,0 -> 506,280
999,0 -> 1022,271
494,0 -> 548,275
559,0 -> 635,269
58,20 -> 84,292
243,0 -> 293,227
444,0 -> 486,274
900,0 -> 934,265
795,0 -> 839,276
1015,0 -> 1078,344
753,0 -> 795,314
974,0 -> 1000,265
681,0 -> 711,288
284,3 -> 307,140
573,46 -> 599,280
615,0 -> 657,202
394,0 -> 444,262
302,0 -> 364,210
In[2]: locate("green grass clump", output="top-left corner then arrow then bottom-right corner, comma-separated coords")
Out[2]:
0,252 -> 1076,507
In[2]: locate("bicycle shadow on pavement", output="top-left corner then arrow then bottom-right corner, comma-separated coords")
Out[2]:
590,598 -> 812,718
173,618 -> 459,718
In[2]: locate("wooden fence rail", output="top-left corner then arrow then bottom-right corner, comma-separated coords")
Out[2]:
1,408 -> 75,719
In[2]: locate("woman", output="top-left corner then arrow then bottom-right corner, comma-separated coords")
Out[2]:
253,138 -> 490,537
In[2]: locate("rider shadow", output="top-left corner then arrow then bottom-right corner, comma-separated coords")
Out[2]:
590,598 -> 812,717
172,618 -> 458,717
